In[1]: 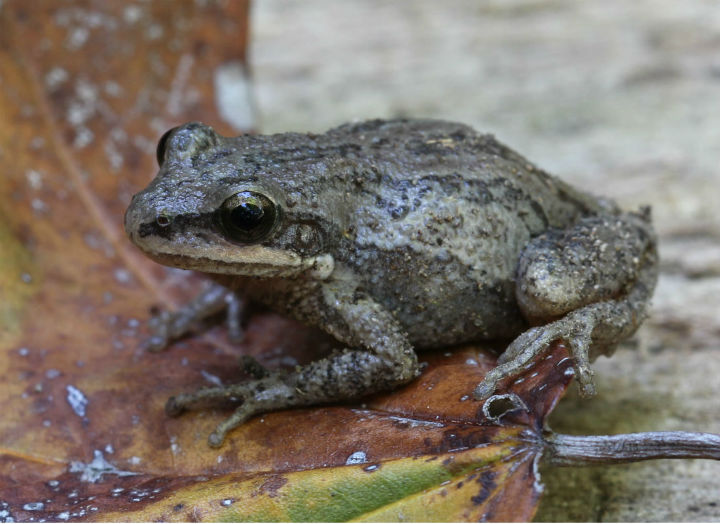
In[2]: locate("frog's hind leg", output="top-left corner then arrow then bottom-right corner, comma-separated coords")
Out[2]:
146,282 -> 245,351
474,209 -> 658,400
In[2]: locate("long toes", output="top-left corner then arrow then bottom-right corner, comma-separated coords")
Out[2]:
473,379 -> 498,401
240,355 -> 269,379
497,327 -> 547,364
207,405 -> 254,448
573,362 -> 596,397
145,334 -> 169,353
208,431 -> 225,448
165,395 -> 187,417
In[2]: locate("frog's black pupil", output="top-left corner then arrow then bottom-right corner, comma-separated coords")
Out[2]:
230,202 -> 264,231
218,191 -> 279,244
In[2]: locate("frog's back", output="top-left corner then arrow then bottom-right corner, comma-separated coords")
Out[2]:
325,118 -> 601,223
323,119 -> 604,347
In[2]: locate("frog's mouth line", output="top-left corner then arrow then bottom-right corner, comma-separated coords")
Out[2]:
133,235 -> 322,278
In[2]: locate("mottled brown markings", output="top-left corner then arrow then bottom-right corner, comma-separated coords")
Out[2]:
470,470 -> 497,505
257,475 -> 287,498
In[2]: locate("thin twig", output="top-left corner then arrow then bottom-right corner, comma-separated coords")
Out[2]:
543,431 -> 720,467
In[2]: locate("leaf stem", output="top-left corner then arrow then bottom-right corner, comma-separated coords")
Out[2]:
543,431 -> 720,466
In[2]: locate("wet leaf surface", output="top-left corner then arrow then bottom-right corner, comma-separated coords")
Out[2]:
0,1 -> 574,521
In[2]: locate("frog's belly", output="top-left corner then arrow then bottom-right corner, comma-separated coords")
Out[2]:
363,256 -> 528,349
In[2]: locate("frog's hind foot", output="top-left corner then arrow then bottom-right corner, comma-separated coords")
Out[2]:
145,283 -> 245,352
473,308 -> 599,401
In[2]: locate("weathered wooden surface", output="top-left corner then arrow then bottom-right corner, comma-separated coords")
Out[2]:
251,1 -> 720,521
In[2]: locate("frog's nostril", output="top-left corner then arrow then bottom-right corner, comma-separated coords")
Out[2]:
156,213 -> 172,227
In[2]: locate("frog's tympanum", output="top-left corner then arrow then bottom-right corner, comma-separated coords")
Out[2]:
125,119 -> 658,447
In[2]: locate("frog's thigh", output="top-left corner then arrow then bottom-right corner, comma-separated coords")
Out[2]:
475,211 -> 657,400
515,211 -> 656,323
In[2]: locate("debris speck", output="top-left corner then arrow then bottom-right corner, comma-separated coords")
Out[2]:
170,436 -> 181,455
25,169 -> 43,189
113,268 -> 131,284
0,503 -> 14,523
31,198 -> 48,215
20,272 -> 32,283
146,23 -> 163,40
345,451 -> 367,465
201,370 -> 223,386
69,450 -> 138,483
104,81 -> 122,97
45,369 -> 61,379
387,415 -> 443,428
66,26 -> 89,49
66,384 -> 88,417
22,502 -> 44,511
45,67 -> 69,90
221,499 -> 234,507
123,5 -> 142,23
73,126 -> 94,148
18,347 -> 29,357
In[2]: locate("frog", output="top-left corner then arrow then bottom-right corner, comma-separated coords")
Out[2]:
124,118 -> 658,447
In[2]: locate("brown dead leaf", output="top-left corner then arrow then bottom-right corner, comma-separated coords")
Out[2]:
0,1 -> 574,521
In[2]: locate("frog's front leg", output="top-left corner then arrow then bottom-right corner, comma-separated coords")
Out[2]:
166,289 -> 421,447
146,282 -> 245,351
474,209 -> 658,400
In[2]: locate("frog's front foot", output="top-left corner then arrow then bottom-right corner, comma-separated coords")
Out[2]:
167,345 -> 419,447
473,308 -> 598,401
144,283 -> 244,352
165,369 -> 296,447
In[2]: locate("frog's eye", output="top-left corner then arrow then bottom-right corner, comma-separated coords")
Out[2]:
156,127 -> 178,167
218,191 -> 280,243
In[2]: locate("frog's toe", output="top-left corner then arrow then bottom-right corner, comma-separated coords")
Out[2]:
144,310 -> 173,352
163,384 -> 243,416
473,378 -> 500,401
239,355 -> 270,379
207,404 -> 256,448
567,332 -> 596,397
165,395 -> 187,417
473,312 -> 599,402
